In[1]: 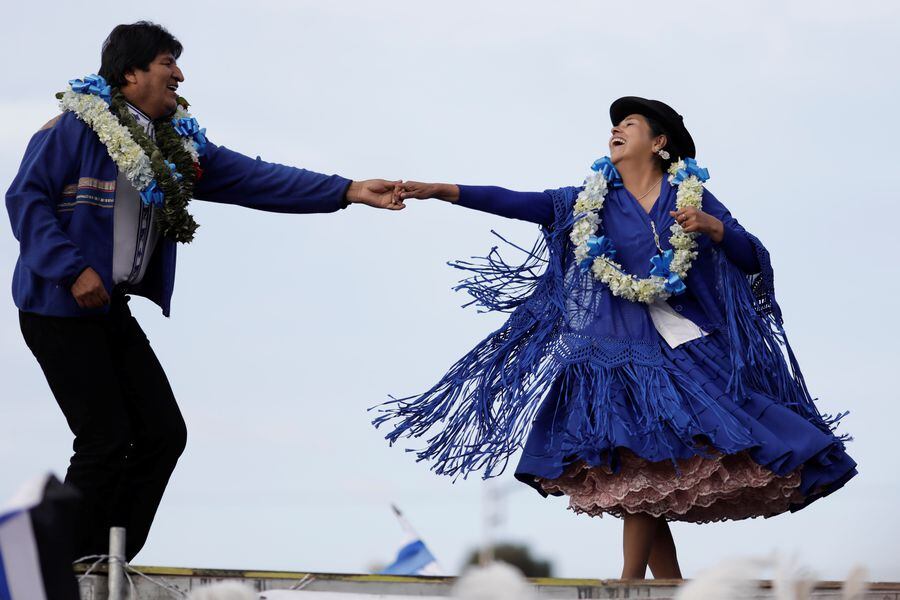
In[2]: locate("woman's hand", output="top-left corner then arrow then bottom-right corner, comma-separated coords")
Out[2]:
669,207 -> 724,243
398,182 -> 460,203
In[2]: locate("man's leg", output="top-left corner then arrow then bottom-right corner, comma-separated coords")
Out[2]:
106,297 -> 186,560
19,310 -> 134,558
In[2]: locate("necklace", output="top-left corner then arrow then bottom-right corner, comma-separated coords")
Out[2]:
633,175 -> 663,202
632,175 -> 665,251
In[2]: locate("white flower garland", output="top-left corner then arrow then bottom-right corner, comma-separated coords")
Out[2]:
570,159 -> 705,304
174,104 -> 200,163
59,88 -> 154,192
59,86 -> 202,196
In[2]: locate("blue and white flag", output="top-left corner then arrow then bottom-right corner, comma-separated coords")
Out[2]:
0,473 -> 80,600
379,505 -> 442,576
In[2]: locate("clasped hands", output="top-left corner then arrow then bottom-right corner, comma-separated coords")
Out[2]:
345,180 -> 457,211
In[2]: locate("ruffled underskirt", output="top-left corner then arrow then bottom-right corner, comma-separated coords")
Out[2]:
538,449 -> 804,523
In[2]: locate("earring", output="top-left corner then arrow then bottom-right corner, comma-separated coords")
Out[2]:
656,148 -> 671,160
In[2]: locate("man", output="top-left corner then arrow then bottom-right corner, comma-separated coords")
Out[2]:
5,21 -> 402,560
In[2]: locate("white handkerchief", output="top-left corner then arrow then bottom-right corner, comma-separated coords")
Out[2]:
647,300 -> 707,349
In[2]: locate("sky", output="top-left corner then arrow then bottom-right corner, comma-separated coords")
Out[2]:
2,0 -> 899,582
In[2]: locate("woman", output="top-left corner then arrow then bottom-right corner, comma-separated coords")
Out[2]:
374,97 -> 857,579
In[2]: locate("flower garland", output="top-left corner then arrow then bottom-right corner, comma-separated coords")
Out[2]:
569,156 -> 710,304
57,74 -> 208,243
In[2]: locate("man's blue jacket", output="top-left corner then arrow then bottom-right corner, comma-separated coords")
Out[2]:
5,111 -> 351,317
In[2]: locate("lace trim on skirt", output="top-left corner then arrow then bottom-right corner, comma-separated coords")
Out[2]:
537,449 -> 804,523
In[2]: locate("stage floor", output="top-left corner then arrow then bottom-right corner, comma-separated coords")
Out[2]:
75,565 -> 900,600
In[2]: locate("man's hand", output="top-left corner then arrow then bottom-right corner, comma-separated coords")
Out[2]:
669,207 -> 725,243
346,179 -> 405,210
70,267 -> 110,309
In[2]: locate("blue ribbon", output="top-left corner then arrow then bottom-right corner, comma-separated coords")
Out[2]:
649,250 -> 687,295
171,117 -> 199,137
139,180 -> 164,207
589,156 -> 623,188
579,235 -> 617,272
670,157 -> 710,185
68,74 -> 112,105
172,116 -> 208,156
587,235 -> 616,259
165,161 -> 183,182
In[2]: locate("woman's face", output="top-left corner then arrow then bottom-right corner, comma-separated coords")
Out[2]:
608,113 -> 664,165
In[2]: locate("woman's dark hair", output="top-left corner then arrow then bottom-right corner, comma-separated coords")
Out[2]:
99,22 -> 183,88
644,115 -> 680,171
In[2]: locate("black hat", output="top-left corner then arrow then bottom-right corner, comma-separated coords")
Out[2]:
609,96 -> 696,159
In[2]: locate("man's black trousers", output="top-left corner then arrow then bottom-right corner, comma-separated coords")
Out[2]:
19,292 -> 186,561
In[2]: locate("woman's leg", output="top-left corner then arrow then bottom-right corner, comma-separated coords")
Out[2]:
648,519 -> 682,579
621,512 -> 659,579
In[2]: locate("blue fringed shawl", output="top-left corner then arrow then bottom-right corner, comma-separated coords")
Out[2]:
373,186 -> 847,479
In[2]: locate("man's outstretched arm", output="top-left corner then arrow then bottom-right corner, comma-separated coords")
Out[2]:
193,142 -> 403,212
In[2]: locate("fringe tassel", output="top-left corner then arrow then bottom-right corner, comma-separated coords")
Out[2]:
372,329 -> 559,479
449,230 -> 551,313
372,190 -> 578,479
717,239 -> 849,441
373,342 -> 766,480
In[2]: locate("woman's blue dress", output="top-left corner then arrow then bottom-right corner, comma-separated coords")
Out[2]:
375,180 -> 856,522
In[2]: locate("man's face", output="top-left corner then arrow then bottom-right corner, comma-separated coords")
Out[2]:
121,51 -> 184,119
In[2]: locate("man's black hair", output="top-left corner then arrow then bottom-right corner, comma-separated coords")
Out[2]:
99,21 -> 183,88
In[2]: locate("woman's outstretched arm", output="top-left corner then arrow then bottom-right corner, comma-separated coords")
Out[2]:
399,182 -> 555,226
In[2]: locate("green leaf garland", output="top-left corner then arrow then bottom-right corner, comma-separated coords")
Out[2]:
108,89 -> 199,243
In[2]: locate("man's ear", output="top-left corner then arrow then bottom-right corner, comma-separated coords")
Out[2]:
123,69 -> 138,86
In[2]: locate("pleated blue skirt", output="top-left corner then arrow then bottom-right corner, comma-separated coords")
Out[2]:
515,330 -> 857,522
